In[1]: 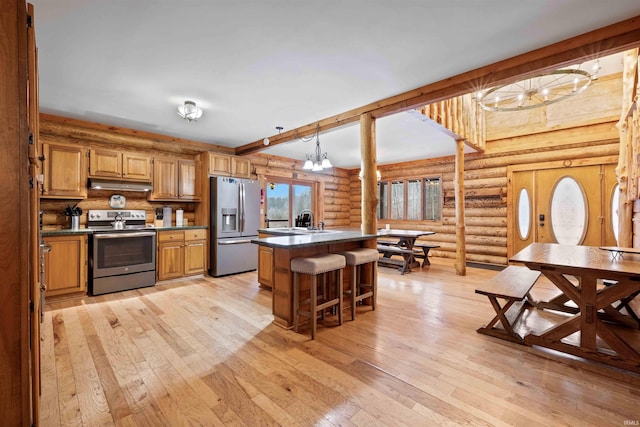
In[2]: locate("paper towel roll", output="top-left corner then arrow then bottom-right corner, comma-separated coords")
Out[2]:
176,209 -> 184,227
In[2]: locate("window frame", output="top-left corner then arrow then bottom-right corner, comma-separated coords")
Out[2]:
264,177 -> 316,228
377,175 -> 443,223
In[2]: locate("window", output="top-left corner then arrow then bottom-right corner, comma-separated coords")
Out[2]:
377,176 -> 442,221
378,181 -> 389,219
265,179 -> 313,228
391,181 -> 404,219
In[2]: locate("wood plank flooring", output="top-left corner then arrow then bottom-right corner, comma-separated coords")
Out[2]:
40,260 -> 640,426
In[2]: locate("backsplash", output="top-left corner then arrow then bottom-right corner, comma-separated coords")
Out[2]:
40,190 -> 195,229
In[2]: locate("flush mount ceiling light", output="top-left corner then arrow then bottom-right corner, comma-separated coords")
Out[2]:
177,100 -> 203,122
476,62 -> 599,112
300,123 -> 332,171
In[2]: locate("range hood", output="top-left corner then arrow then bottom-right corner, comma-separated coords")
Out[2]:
88,178 -> 153,192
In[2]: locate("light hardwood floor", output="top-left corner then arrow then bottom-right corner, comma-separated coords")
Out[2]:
40,260 -> 640,426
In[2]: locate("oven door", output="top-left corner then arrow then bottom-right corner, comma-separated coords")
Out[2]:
92,231 -> 156,278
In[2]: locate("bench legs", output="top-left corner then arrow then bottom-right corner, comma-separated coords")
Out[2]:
477,294 -> 532,344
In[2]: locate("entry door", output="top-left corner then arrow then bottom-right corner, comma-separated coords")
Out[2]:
512,164 -> 618,255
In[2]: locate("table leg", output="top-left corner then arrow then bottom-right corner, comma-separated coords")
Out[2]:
526,270 -> 640,371
398,238 -> 420,269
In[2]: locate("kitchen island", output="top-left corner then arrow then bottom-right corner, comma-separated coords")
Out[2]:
252,229 -> 377,328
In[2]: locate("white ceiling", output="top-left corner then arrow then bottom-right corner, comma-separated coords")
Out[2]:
32,1 -> 640,169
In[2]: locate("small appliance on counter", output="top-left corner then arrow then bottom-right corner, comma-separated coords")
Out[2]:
162,206 -> 172,227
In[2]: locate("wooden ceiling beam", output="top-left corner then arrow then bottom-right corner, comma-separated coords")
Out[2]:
236,15 -> 640,156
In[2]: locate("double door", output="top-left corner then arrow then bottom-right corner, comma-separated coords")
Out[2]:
511,164 -> 618,255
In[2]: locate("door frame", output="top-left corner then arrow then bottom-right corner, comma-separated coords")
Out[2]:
507,156 -> 618,258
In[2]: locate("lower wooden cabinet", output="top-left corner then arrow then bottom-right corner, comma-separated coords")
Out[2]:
157,229 -> 206,281
257,245 -> 273,289
43,234 -> 88,297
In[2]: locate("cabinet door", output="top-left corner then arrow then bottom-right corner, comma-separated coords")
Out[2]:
184,240 -> 206,275
123,152 -> 152,181
89,148 -> 122,178
231,157 -> 251,178
43,234 -> 87,296
178,159 -> 200,201
157,241 -> 184,280
149,157 -> 178,200
257,245 -> 273,289
42,143 -> 87,198
209,153 -> 231,176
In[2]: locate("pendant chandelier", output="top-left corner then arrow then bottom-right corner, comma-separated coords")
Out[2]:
177,100 -> 203,122
301,123 -> 332,171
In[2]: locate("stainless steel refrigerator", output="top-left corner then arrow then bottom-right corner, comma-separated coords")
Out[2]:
209,176 -> 260,276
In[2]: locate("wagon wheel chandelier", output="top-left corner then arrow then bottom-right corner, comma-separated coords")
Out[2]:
476,66 -> 597,112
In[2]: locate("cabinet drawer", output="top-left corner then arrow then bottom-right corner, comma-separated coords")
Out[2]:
184,229 -> 207,241
158,231 -> 184,242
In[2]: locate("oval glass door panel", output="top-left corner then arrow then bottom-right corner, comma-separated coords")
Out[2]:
517,188 -> 531,240
611,183 -> 619,244
550,177 -> 587,244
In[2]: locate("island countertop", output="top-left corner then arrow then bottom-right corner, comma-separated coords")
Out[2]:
252,228 -> 377,329
252,229 -> 377,248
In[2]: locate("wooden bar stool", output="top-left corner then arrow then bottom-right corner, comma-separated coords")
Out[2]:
340,248 -> 378,320
291,253 -> 346,339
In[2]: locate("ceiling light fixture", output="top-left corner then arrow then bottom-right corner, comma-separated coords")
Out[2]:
177,100 -> 203,122
300,123 -> 332,171
476,63 -> 598,112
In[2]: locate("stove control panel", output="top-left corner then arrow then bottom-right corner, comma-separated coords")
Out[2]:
87,209 -> 147,225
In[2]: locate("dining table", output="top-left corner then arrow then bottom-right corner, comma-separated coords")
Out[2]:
510,242 -> 640,373
376,229 -> 435,270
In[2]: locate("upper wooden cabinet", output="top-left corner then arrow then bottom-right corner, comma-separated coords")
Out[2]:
179,159 -> 199,200
232,156 -> 251,178
89,148 -> 151,181
208,152 -> 251,178
42,142 -> 87,199
149,156 -> 200,201
209,153 -> 231,176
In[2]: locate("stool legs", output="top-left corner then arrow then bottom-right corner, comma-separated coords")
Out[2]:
293,268 -> 344,340
347,261 -> 377,320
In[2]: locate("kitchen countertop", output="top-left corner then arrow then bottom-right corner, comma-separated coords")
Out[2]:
42,225 -> 207,237
152,225 -> 208,231
252,229 -> 377,249
41,228 -> 93,237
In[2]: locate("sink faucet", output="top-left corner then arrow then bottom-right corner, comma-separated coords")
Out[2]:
298,209 -> 314,229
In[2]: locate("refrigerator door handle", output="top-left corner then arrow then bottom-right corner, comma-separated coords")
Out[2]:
218,238 -> 253,245
240,182 -> 245,233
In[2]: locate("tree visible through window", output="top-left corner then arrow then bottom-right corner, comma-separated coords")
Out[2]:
265,180 -> 313,228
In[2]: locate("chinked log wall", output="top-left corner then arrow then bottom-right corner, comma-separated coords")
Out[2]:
349,72 -> 622,266
247,154 -> 352,228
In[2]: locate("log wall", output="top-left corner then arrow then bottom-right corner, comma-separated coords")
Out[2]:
246,153 -> 352,228
348,72 -> 623,266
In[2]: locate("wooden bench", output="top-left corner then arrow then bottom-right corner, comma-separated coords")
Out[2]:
475,266 -> 541,343
413,243 -> 440,267
377,239 -> 399,246
376,245 -> 420,275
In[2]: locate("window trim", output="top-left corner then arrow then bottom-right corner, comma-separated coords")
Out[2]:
264,177 -> 317,227
377,174 -> 443,224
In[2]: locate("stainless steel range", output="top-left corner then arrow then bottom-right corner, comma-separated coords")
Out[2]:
88,209 -> 156,295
